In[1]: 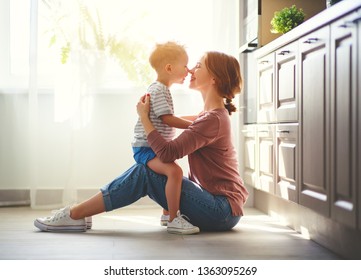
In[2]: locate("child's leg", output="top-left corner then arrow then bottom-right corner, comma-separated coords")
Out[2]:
147,157 -> 183,222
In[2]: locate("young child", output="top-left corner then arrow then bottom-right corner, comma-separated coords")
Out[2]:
132,41 -> 199,234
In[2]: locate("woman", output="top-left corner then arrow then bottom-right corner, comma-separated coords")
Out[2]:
34,51 -> 249,233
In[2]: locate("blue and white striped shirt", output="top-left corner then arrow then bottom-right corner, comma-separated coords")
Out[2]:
132,81 -> 175,147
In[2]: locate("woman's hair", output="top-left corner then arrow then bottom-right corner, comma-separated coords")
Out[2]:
204,51 -> 243,115
149,41 -> 187,72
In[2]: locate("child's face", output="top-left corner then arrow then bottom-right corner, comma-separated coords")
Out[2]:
171,54 -> 189,84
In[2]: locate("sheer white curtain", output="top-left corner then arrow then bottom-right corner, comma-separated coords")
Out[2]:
0,0 -> 239,208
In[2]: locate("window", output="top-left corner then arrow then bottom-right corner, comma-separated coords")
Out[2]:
1,0 -> 238,91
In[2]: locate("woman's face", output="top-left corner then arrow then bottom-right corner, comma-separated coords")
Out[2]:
189,55 -> 214,91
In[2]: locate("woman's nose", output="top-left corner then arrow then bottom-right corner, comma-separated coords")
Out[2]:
187,67 -> 194,74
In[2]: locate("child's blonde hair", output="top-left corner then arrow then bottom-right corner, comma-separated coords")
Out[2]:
149,41 -> 187,72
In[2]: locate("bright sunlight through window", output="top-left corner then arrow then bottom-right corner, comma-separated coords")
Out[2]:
3,0 -> 238,91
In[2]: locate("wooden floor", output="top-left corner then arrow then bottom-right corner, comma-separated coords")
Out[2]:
0,206 -> 341,260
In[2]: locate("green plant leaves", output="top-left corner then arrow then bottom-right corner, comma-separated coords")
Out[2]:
271,5 -> 305,34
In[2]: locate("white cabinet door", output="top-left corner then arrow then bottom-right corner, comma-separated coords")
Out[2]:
242,125 -> 257,188
257,53 -> 275,123
275,41 -> 298,122
330,12 -> 359,229
299,26 -> 330,217
256,125 -> 275,194
276,124 -> 298,203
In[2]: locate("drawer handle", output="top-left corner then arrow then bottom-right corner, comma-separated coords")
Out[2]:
277,130 -> 290,134
259,60 -> 269,64
338,17 -> 361,28
277,50 -> 290,56
352,16 -> 361,23
303,38 -> 318,44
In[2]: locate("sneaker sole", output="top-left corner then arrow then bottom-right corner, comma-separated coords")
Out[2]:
160,220 -> 168,226
167,227 -> 200,235
34,219 -> 86,232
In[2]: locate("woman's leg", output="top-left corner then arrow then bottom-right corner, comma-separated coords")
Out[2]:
70,192 -> 105,220
101,163 -> 240,231
178,179 -> 241,231
102,164 -> 240,231
44,163 -> 239,232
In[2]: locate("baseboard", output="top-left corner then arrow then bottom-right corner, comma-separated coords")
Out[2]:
0,189 -> 30,206
0,188 -> 158,208
254,189 -> 361,259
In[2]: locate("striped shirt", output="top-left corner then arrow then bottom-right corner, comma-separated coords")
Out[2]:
132,81 -> 176,147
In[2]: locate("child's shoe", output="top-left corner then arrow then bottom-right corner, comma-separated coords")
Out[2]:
167,211 -> 200,235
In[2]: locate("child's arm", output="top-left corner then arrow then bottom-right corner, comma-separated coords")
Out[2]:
160,114 -> 193,129
180,115 -> 199,122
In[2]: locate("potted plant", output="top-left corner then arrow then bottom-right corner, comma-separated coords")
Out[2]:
271,5 -> 305,34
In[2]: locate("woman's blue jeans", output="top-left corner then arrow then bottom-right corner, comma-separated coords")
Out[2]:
100,163 -> 241,231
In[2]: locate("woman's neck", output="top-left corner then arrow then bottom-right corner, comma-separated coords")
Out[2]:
201,89 -> 224,112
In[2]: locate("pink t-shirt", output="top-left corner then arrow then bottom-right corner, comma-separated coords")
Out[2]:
147,108 -> 249,216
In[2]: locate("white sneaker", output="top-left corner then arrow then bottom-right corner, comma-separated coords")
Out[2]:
160,214 -> 169,226
167,211 -> 200,235
51,209 -> 92,229
34,206 -> 86,232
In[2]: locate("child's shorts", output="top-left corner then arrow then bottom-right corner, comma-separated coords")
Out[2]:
132,147 -> 156,165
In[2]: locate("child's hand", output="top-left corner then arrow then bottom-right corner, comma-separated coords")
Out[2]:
137,93 -> 151,119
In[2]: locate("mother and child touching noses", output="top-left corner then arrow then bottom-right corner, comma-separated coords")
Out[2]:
34,41 -> 249,235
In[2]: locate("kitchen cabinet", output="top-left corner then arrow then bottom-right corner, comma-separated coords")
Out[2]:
275,41 -> 298,122
243,0 -> 361,259
242,125 -> 257,189
256,125 -> 275,194
257,53 -> 275,123
329,11 -> 360,228
298,26 -> 330,217
276,124 -> 298,203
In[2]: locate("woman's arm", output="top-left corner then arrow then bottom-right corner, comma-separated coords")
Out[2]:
160,114 -> 192,129
181,115 -> 199,122
148,113 -> 220,163
137,94 -> 219,163
136,94 -> 155,136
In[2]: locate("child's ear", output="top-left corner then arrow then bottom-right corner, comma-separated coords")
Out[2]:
165,64 -> 172,73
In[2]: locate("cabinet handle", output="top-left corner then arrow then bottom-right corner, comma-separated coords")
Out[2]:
277,50 -> 290,56
338,17 -> 361,28
277,130 -> 290,134
259,60 -> 269,64
303,38 -> 318,44
352,16 -> 361,23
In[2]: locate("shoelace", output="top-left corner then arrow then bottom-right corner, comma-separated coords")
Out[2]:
176,212 -> 192,227
48,208 -> 66,222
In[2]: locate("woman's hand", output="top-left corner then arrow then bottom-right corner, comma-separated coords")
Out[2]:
136,93 -> 155,135
136,93 -> 150,120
